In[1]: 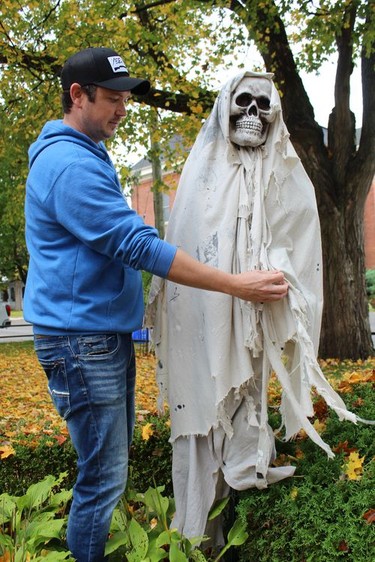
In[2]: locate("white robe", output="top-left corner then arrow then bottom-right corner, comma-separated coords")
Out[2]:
145,71 -> 362,542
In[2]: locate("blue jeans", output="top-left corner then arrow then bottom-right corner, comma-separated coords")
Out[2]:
34,333 -> 136,562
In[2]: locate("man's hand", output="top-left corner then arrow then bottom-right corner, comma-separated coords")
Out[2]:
231,270 -> 288,302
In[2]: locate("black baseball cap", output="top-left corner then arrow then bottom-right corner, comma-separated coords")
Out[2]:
61,47 -> 150,95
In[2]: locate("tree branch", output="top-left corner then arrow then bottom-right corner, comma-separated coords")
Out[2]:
135,86 -> 216,114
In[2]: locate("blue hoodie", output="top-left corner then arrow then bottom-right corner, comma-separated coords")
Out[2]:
24,120 -> 177,335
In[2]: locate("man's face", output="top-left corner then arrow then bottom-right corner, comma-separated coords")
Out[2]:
78,86 -> 131,143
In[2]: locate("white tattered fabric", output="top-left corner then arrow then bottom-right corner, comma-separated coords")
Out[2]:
145,71 -> 365,543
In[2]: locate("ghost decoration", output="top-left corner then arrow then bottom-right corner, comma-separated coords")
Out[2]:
145,71 -> 368,548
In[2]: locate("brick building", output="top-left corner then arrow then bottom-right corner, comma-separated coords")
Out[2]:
130,157 -> 178,229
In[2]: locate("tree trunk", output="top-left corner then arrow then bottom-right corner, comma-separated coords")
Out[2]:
319,196 -> 373,359
233,0 -> 375,359
149,110 -> 165,240
151,142 -> 165,240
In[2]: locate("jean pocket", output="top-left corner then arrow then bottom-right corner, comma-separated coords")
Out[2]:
39,358 -> 71,419
77,334 -> 120,358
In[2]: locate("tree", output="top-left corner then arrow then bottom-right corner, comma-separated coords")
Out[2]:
0,0 -> 374,358
0,117 -> 29,285
149,109 -> 166,240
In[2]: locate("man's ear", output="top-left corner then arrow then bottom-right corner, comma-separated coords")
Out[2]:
69,83 -> 85,107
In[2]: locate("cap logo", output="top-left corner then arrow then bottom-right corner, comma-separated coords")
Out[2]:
107,55 -> 128,74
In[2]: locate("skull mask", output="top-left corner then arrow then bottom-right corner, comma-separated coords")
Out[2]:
229,76 -> 276,147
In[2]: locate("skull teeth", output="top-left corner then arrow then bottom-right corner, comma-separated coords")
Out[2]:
236,121 -> 262,133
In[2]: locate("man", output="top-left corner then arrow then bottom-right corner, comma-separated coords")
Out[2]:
24,48 -> 288,562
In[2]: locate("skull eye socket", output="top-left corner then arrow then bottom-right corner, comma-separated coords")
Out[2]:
235,93 -> 253,107
257,96 -> 271,111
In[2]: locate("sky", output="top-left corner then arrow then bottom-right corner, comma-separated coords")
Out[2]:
300,60 -> 363,128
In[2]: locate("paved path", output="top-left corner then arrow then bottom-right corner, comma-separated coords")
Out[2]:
0,317 -> 33,342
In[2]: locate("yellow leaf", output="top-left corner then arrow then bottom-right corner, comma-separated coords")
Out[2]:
313,419 -> 326,434
0,444 -> 15,459
190,104 -> 203,115
344,451 -> 365,480
344,372 -> 363,383
142,423 -> 154,441
290,487 -> 298,500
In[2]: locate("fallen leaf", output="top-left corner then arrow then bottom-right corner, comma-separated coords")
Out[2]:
142,422 -> 154,441
313,419 -> 326,434
54,434 -> 67,445
0,443 -> 15,459
363,509 -> 375,524
338,540 -> 349,552
313,397 -> 328,421
333,440 -> 357,455
343,451 -> 365,480
0,347 -> 159,446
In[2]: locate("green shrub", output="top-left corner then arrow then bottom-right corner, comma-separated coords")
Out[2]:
366,269 -> 375,295
236,382 -> 375,562
0,437 -> 78,496
237,466 -> 374,562
366,269 -> 375,308
0,413 -> 172,498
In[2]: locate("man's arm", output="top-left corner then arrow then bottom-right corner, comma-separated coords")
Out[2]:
167,249 -> 288,302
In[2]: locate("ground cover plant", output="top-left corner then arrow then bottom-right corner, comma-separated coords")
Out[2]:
0,342 -> 374,561
237,359 -> 375,561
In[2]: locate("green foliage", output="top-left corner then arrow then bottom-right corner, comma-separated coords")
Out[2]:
366,269 -> 375,307
142,270 -> 154,306
237,467 -> 374,562
236,382 -> 375,562
0,474 -> 247,562
106,484 -> 248,561
323,384 -> 375,458
0,472 -> 74,560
